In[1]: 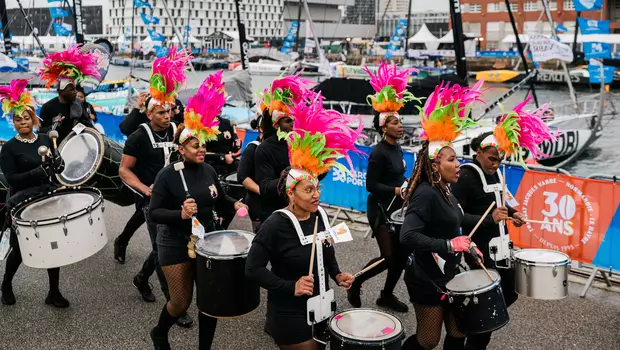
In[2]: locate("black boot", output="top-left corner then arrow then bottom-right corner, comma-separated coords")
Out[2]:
347,282 -> 362,308
443,335 -> 465,350
151,305 -> 178,350
45,290 -> 70,308
133,275 -> 156,302
176,314 -> 194,328
402,335 -> 425,350
199,312 -> 218,350
376,290 -> 408,313
1,280 -> 15,305
114,237 -> 127,264
150,327 -> 171,350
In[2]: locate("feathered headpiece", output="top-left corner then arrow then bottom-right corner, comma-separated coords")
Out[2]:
148,45 -> 192,112
0,79 -> 34,118
363,61 -> 420,127
480,95 -> 557,167
179,71 -> 224,145
420,80 -> 485,159
37,45 -> 101,88
281,93 -> 365,190
259,74 -> 315,125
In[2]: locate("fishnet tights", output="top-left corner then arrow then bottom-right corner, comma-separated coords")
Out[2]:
161,262 -> 194,317
413,303 -> 464,350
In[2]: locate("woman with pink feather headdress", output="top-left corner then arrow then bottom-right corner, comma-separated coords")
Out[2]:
0,79 -> 68,308
147,71 -> 247,350
451,95 -> 556,350
345,62 -> 420,313
246,92 -> 361,349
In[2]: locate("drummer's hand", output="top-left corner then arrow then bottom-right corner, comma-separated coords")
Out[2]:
336,273 -> 355,290
469,242 -> 484,263
492,207 -> 509,224
511,212 -> 525,227
136,92 -> 148,109
449,236 -> 471,253
294,275 -> 314,296
399,181 -> 408,199
233,201 -> 248,212
142,185 -> 152,197
182,198 -> 197,219
224,154 -> 234,165
395,187 -> 401,197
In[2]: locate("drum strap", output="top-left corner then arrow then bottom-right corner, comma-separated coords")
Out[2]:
140,122 -> 178,167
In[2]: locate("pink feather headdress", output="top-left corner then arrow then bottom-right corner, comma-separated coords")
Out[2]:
480,95 -> 557,167
37,45 -> 101,88
281,92 -> 365,190
179,71 -> 224,145
259,74 -> 316,125
149,45 -> 192,109
0,79 -> 34,118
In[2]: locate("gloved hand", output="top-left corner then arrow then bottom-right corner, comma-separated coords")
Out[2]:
51,155 -> 65,174
449,236 -> 471,253
468,242 -> 484,263
30,165 -> 51,180
400,181 -> 409,199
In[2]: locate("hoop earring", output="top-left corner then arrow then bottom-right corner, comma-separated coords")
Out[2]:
432,171 -> 441,184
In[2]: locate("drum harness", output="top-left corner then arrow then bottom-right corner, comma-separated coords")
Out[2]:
139,122 -> 177,167
460,163 -> 513,269
275,206 -> 334,345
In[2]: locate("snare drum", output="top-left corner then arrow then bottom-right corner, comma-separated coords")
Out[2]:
195,230 -> 260,318
222,173 -> 246,201
329,308 -> 405,349
56,128 -> 134,206
10,186 -> 107,269
389,207 -> 407,226
513,249 -> 570,300
446,269 -> 509,334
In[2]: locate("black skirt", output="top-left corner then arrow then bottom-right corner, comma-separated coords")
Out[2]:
266,301 -> 328,345
156,224 -> 191,267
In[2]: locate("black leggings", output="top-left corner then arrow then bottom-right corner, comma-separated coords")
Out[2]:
116,200 -> 146,247
3,232 -> 60,293
402,303 -> 465,350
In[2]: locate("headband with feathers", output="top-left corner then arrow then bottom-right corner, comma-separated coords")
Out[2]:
420,80 -> 485,159
363,61 -> 420,127
149,45 -> 192,109
37,44 -> 101,88
480,95 -> 557,167
280,92 -> 365,190
179,71 -> 224,145
0,79 -> 34,118
259,74 -> 315,125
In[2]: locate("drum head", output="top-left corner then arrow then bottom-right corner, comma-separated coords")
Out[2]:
56,128 -> 104,186
514,249 -> 569,264
446,269 -> 500,293
330,309 -> 403,342
17,191 -> 97,222
389,207 -> 407,224
196,230 -> 254,258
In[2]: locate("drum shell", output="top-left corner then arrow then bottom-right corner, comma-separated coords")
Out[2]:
195,252 -> 260,318
222,174 -> 246,201
514,253 -> 569,300
328,308 -> 404,350
12,189 -> 108,269
447,281 -> 509,334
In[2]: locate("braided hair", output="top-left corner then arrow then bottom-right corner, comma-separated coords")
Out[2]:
260,108 -> 277,139
404,141 -> 453,206
276,166 -> 293,204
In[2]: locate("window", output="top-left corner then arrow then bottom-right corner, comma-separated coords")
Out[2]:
548,1 -> 557,10
564,0 -> 574,10
524,1 -> 538,11
487,3 -> 500,12
509,2 -> 519,11
469,4 -> 482,13
487,22 -> 501,32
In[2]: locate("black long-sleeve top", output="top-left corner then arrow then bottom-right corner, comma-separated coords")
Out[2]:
119,99 -> 184,136
149,160 -> 237,236
452,158 -> 517,257
246,211 -> 341,309
0,135 -> 54,193
400,181 -> 464,289
39,97 -> 93,143
237,138 -> 261,220
366,140 -> 406,211
254,135 -> 290,221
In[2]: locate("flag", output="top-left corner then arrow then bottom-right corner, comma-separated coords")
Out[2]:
133,0 -> 152,9
578,18 -> 610,35
50,8 -> 68,18
139,12 -> 160,25
574,0 -> 603,12
555,24 -> 568,33
584,42 -> 611,59
53,23 -> 71,36
587,64 -> 614,84
147,29 -> 164,42
528,33 -> 573,62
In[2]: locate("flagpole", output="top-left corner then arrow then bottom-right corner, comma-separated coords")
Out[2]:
14,0 -> 47,56
161,0 -> 195,73
129,0 -> 135,84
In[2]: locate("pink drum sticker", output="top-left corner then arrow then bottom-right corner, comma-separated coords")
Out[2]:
381,327 -> 395,335
335,315 -> 343,320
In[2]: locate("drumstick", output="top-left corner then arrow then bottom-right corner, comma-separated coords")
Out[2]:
48,130 -> 59,157
477,261 -> 495,282
308,217 -> 319,276
173,162 -> 191,198
468,201 -> 496,238
502,170 -> 507,208
38,146 -> 48,164
507,217 -> 548,225
353,258 -> 385,278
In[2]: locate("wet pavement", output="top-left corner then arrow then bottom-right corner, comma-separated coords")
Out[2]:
1,202 -> 619,350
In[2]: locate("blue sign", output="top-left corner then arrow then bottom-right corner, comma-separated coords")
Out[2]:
140,12 -> 160,25
206,48 -> 228,54
476,50 -> 519,58
154,46 -> 168,57
555,23 -> 568,33
147,29 -> 165,42
280,20 -> 299,54
578,18 -> 610,35
584,42 -> 612,59
587,64 -> 615,84
49,8 -> 68,18
574,0 -> 603,12
53,23 -> 71,36
133,0 -> 152,9
385,18 -> 408,60
283,41 -> 293,48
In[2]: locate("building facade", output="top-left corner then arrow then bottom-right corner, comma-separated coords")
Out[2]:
460,0 -> 620,50
346,0 -> 375,25
377,11 -> 450,39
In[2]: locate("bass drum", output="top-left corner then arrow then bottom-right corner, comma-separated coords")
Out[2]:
55,128 -> 134,207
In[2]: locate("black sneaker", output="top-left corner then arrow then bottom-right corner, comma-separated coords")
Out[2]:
175,314 -> 193,328
346,284 -> 362,308
150,327 -> 171,350
45,291 -> 70,308
133,275 -> 156,302
114,237 -> 127,264
1,281 -> 16,305
376,291 -> 408,313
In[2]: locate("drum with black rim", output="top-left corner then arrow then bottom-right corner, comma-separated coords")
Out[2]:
329,308 -> 405,349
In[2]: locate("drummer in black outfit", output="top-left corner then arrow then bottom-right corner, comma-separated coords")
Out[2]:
148,76 -> 246,349
236,115 -> 263,230
0,83 -> 67,307
346,111 -> 409,313
204,113 -> 240,177
119,92 -> 185,135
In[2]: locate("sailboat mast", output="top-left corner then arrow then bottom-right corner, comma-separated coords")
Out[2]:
405,0 -> 412,55
233,0 -> 250,71
295,0 -> 302,57
0,0 -> 11,54
72,0 -> 84,44
448,0 -> 467,82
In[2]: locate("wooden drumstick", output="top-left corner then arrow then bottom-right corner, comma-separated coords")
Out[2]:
353,258 -> 385,278
173,162 -> 191,198
507,217 -> 547,225
468,201 -> 496,238
502,170 -> 507,208
477,261 -> 495,282
308,217 -> 319,276
38,146 -> 48,164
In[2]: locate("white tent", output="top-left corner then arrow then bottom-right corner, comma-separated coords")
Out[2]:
171,35 -> 201,46
438,30 -> 481,44
408,24 -> 439,50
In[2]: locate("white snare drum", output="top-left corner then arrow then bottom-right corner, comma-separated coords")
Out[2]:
329,308 -> 405,349
513,249 -> 570,300
11,187 -> 108,269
